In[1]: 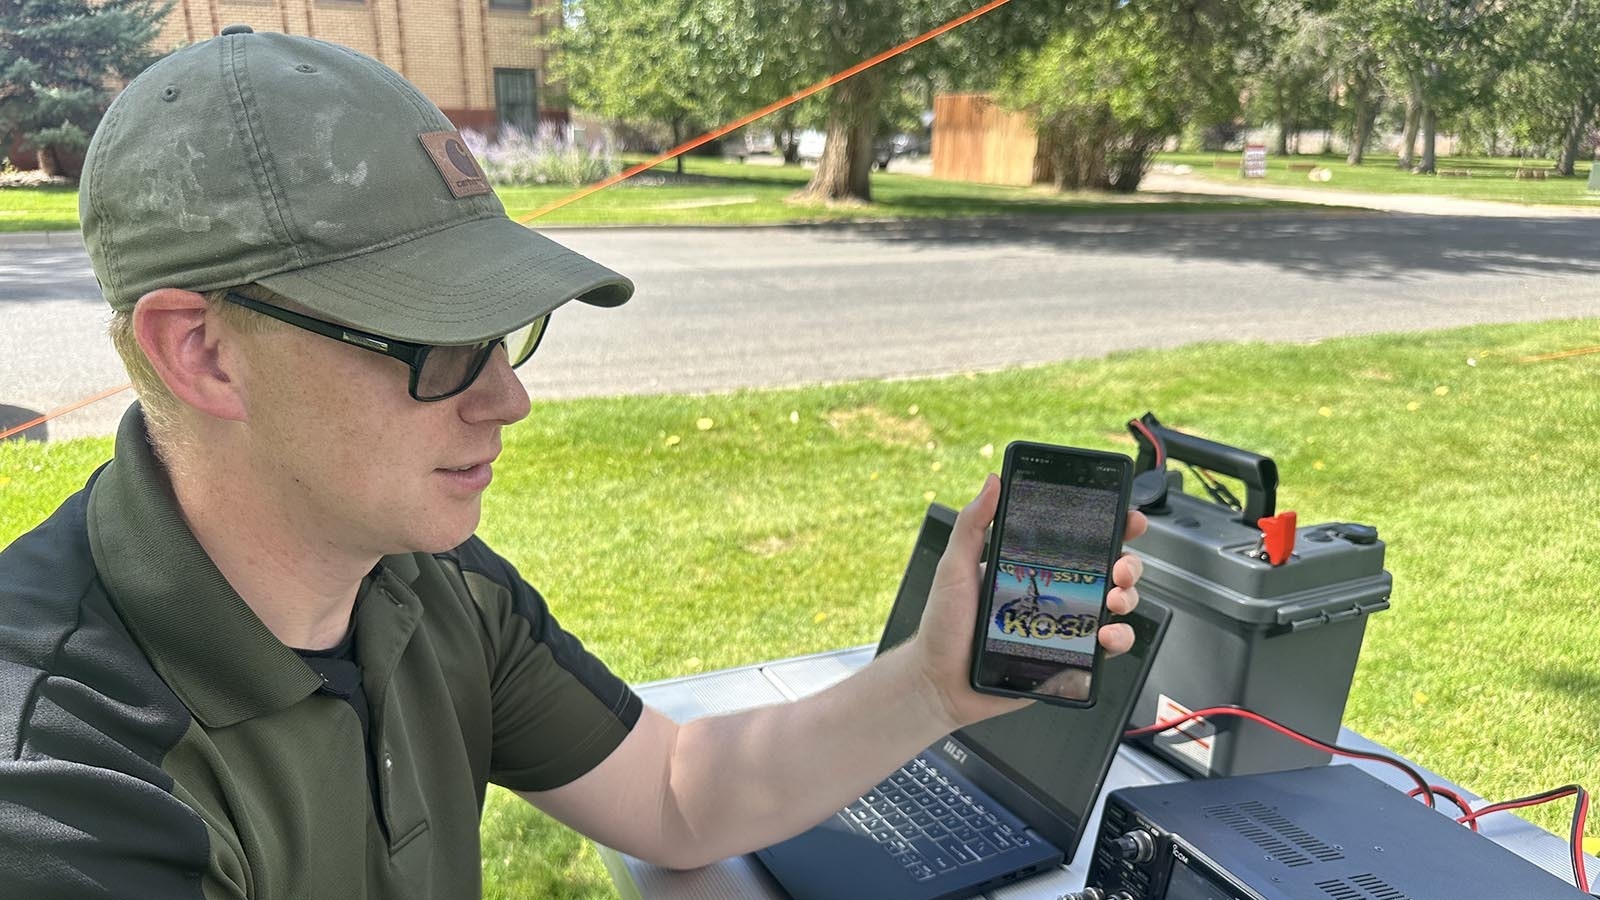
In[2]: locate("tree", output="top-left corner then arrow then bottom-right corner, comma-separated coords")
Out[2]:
1245,3 -> 1338,156
1328,3 -> 1388,164
0,0 -> 171,176
549,0 -> 711,174
791,0 -> 954,204
1371,0 -> 1506,173
1500,0 -> 1600,175
1000,1 -> 1249,192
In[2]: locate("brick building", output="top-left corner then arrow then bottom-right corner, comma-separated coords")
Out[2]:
151,1 -> 564,135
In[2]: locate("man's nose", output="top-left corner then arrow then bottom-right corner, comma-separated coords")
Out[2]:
459,346 -> 532,425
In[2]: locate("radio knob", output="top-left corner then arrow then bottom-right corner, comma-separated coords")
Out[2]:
1112,829 -> 1156,864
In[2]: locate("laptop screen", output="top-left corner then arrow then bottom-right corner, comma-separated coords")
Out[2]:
875,504 -> 1169,859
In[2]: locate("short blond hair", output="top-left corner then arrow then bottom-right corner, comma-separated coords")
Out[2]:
107,284 -> 286,450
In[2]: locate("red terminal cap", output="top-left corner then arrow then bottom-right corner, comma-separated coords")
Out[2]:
1258,511 -> 1297,566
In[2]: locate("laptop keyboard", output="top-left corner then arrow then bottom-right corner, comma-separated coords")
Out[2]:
836,757 -> 1033,883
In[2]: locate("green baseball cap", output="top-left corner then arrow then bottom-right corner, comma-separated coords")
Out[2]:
79,25 -> 632,345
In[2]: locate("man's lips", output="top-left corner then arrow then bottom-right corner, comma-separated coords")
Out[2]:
436,454 -> 498,490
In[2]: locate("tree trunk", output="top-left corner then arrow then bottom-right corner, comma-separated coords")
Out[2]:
1398,86 -> 1422,169
1348,89 -> 1377,166
36,146 -> 59,177
1419,106 -> 1437,174
671,119 -> 685,175
1555,99 -> 1592,176
797,70 -> 884,203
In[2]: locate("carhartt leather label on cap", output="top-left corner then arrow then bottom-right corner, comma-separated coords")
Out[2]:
419,131 -> 491,198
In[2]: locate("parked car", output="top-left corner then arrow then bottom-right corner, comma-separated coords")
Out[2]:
872,133 -> 929,170
796,130 -> 828,163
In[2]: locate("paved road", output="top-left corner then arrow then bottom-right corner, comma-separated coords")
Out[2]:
4,212 -> 1598,441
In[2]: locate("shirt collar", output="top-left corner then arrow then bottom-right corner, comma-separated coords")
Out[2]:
87,403 -> 362,728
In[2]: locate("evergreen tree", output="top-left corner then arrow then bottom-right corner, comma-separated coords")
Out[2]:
0,0 -> 172,176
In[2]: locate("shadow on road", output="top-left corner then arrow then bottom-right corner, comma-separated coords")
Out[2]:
805,211 -> 1600,282
0,405 -> 47,442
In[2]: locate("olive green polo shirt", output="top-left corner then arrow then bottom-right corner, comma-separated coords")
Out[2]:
0,405 -> 642,899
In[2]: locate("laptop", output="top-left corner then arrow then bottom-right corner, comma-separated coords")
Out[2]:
756,504 -> 1172,900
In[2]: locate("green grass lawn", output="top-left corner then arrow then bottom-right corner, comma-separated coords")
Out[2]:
1159,150 -> 1600,207
5,319 -> 1600,896
0,183 -> 78,232
0,156 -> 1299,233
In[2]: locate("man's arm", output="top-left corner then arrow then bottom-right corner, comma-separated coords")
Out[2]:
523,475 -> 1145,869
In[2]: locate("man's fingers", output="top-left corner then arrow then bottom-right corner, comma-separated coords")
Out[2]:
1112,552 -> 1144,589
1124,509 -> 1148,542
938,474 -> 998,578
1097,622 -> 1135,655
1106,585 -> 1138,616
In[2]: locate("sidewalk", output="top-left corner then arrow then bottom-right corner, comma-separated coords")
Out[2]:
0,230 -> 85,249
1140,171 -> 1600,218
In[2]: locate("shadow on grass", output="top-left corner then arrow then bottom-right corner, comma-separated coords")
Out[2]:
1531,664 -> 1600,719
793,211 -> 1600,282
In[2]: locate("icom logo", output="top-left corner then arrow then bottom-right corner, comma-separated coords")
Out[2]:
942,740 -> 968,765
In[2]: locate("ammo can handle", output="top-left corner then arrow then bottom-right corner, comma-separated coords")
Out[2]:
1132,413 -> 1279,525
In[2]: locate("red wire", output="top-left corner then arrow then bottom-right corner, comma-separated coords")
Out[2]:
1128,418 -> 1164,467
1124,705 -> 1435,809
1458,786 -> 1577,825
1409,784 -> 1478,831
1129,706 -> 1595,891
1457,785 -> 1589,892
1578,791 -> 1591,892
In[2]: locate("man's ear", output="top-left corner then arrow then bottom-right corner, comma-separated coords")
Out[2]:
133,289 -> 249,423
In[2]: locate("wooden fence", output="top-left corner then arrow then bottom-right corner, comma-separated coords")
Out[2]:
932,94 -> 1042,187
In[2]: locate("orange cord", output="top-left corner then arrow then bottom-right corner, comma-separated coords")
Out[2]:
517,0 -> 1018,222
1,383 -> 132,442
14,0 -> 1015,439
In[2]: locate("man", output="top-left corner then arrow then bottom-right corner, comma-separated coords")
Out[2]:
0,27 -> 1144,898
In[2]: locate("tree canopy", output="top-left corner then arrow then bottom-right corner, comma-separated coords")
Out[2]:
0,0 -> 172,175
553,0 -> 1600,198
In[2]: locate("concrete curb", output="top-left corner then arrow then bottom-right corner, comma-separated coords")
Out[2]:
0,208 -> 1360,249
0,230 -> 85,249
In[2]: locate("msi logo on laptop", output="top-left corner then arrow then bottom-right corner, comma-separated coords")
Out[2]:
942,740 -> 969,765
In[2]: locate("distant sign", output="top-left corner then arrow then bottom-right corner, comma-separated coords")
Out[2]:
1242,145 -> 1267,179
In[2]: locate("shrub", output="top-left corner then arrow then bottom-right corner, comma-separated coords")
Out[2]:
460,126 -> 620,187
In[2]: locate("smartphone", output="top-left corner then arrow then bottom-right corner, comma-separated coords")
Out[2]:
970,441 -> 1133,708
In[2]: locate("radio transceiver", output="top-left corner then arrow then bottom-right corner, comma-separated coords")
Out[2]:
1078,766 -> 1591,900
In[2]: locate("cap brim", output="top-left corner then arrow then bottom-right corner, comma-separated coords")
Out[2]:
256,215 -> 633,345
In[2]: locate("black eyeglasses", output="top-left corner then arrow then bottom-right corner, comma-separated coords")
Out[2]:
223,291 -> 551,401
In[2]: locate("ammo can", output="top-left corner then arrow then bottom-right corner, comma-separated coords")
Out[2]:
1123,416 -> 1391,778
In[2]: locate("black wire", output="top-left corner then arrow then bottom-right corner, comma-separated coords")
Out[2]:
1571,786 -> 1590,893
1128,704 -> 1436,810
1185,463 -> 1242,510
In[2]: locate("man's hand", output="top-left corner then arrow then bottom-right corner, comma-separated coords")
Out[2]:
909,473 -> 1147,731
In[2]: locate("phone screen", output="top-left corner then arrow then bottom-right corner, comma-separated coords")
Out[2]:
972,444 -> 1130,706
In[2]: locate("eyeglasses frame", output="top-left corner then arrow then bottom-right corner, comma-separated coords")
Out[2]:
222,290 -> 549,402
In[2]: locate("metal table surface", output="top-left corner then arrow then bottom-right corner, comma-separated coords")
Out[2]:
594,646 -> 1592,900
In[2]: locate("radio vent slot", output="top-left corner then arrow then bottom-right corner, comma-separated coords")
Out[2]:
1202,800 -> 1345,868
1316,874 -> 1411,900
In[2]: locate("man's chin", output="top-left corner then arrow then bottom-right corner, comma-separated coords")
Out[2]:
399,507 -> 482,555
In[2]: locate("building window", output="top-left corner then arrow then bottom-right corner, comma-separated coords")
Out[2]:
488,0 -> 531,10
494,69 -> 539,136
